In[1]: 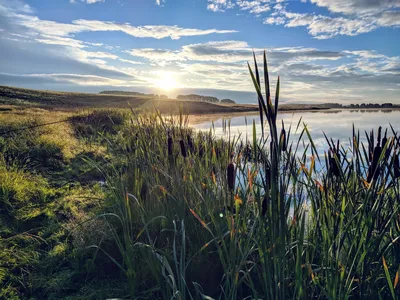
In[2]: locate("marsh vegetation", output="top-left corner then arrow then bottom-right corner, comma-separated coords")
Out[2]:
1,54 -> 399,299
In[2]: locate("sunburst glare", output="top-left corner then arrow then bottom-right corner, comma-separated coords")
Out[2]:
156,73 -> 178,91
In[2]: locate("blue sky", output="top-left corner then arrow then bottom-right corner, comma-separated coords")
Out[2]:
0,0 -> 399,104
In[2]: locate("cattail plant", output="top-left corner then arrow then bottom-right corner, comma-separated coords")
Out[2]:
367,127 -> 382,182
187,134 -> 194,153
394,150 -> 400,179
280,120 -> 287,152
382,129 -> 392,160
227,159 -> 235,190
180,139 -> 187,158
198,143 -> 204,158
368,130 -> 374,162
328,149 -> 340,177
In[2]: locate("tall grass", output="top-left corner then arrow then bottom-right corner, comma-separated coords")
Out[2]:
85,52 -> 400,299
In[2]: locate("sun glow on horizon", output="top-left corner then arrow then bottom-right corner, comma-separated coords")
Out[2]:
156,73 -> 178,91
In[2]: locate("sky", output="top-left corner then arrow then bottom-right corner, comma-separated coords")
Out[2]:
0,0 -> 399,104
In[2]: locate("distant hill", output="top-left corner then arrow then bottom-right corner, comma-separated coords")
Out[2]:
177,94 -> 219,103
176,94 -> 237,104
220,98 -> 236,104
99,90 -> 168,99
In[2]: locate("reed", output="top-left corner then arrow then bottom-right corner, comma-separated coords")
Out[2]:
89,54 -> 400,299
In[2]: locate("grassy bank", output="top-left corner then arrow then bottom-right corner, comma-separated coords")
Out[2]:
1,55 -> 400,299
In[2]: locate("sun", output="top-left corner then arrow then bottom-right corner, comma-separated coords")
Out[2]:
156,73 -> 178,91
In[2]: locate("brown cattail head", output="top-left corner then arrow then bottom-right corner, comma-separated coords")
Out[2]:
336,140 -> 341,161
199,144 -> 204,158
382,129 -> 391,160
368,130 -> 374,162
367,141 -> 382,182
382,129 -> 388,148
187,134 -> 194,153
280,120 -> 287,152
227,162 -> 235,190
377,126 -> 382,146
329,149 -> 340,177
394,151 -> 400,179
168,135 -> 173,156
216,146 -> 221,159
140,181 -> 148,199
265,165 -> 271,187
262,195 -> 268,216
180,140 -> 187,158
244,144 -> 251,160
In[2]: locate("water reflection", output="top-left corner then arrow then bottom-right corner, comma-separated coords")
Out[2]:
190,109 -> 400,155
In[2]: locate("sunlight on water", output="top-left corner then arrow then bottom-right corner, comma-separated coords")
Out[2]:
190,109 -> 400,155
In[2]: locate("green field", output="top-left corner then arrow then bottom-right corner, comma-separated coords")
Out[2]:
1,56 -> 400,299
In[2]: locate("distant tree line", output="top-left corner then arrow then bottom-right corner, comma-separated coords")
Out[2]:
177,94 -> 236,104
346,103 -> 399,108
307,103 -> 399,109
99,90 -> 168,99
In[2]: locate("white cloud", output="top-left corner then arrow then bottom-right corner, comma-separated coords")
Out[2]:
12,14 -> 237,40
264,9 -> 389,39
74,19 -> 237,39
0,72 -> 138,86
69,0 -> 105,4
127,40 -> 344,64
207,0 -> 271,14
310,0 -> 400,15
264,16 -> 285,25
0,0 -> 33,13
207,0 -> 400,39
207,0 -> 235,12
119,58 -> 143,65
126,48 -> 186,61
376,11 -> 400,26
35,34 -> 86,48
236,1 -> 270,14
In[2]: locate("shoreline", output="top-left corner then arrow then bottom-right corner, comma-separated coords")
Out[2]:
188,107 -> 400,124
1,85 -> 400,116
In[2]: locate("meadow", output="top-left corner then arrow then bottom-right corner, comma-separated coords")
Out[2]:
1,54 -> 399,299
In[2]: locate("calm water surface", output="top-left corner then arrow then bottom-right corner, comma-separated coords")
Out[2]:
190,109 -> 400,155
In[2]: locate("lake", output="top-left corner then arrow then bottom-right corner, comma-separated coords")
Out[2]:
190,109 -> 400,156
